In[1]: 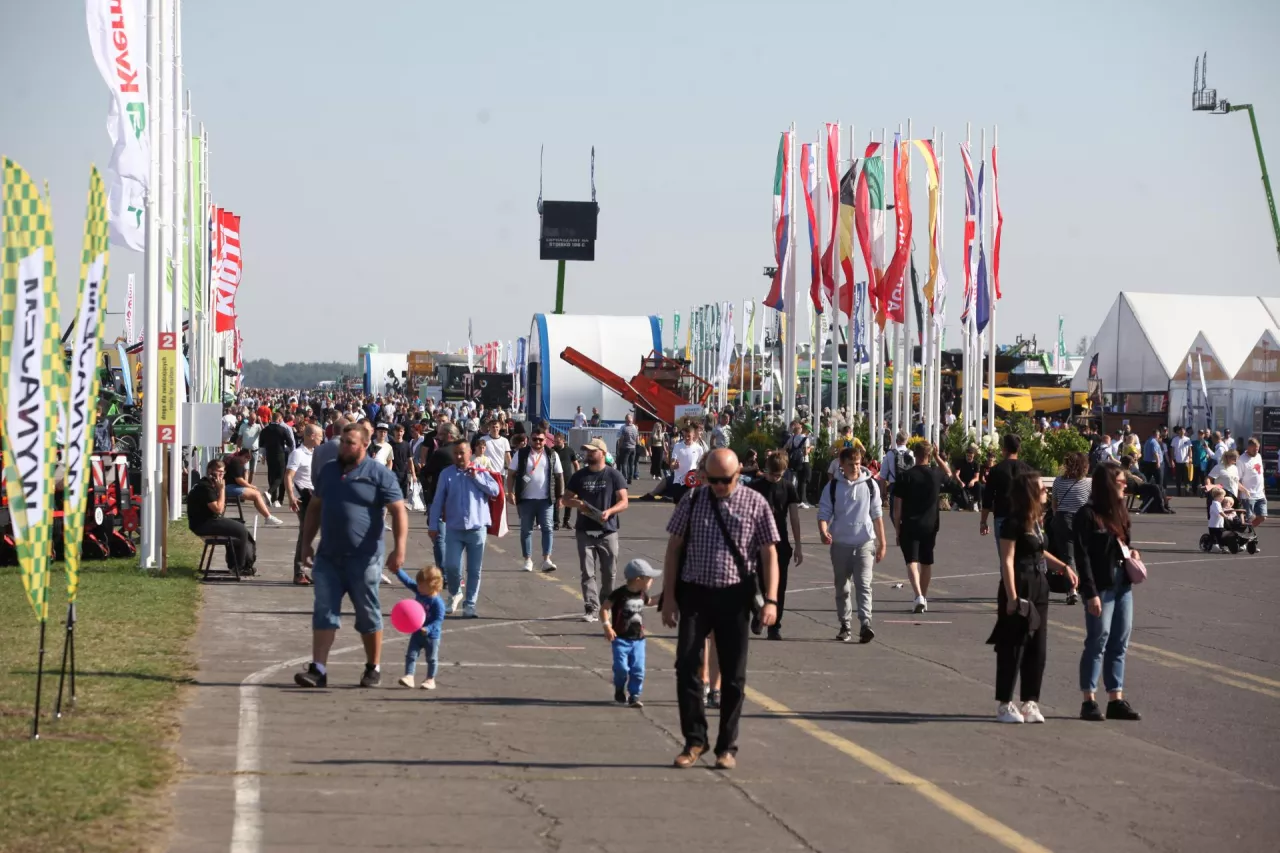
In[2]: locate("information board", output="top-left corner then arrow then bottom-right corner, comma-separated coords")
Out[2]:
157,332 -> 178,444
539,200 -> 598,261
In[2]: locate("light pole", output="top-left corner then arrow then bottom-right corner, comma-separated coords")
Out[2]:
1193,52 -> 1280,265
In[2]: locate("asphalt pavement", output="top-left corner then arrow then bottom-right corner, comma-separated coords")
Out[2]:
168,490 -> 1280,853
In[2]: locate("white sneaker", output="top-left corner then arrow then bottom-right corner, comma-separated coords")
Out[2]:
444,595 -> 456,615
583,611 -> 599,623
541,557 -> 557,572
913,595 -> 927,614
1211,544 -> 1224,553
420,678 -> 436,690
463,603 -> 477,619
1020,701 -> 1045,724
521,558 -> 534,572
997,702 -> 1025,724
398,674 -> 414,688
384,523 -> 392,531
380,573 -> 392,585
450,592 -> 465,613
264,515 -> 284,527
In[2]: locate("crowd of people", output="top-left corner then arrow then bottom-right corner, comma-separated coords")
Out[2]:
180,385 -> 1276,768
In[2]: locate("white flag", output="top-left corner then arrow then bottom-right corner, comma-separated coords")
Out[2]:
86,0 -> 150,251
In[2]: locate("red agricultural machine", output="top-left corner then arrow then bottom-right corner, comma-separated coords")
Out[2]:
558,348 -> 713,431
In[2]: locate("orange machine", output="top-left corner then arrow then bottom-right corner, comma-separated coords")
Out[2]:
559,348 -> 713,428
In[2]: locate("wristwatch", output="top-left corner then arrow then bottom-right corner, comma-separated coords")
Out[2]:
763,598 -> 778,606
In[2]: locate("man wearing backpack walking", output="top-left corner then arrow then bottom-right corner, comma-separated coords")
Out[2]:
878,431 -> 913,522
817,446 -> 886,643
783,420 -> 813,507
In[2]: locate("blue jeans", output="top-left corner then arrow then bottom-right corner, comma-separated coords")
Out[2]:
430,520 -> 447,568
612,637 -> 646,697
443,527 -> 486,607
1079,573 -> 1134,694
405,632 -> 439,678
517,498 -> 555,559
311,551 -> 383,634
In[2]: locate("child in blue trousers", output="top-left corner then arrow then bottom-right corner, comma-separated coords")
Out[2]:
396,566 -> 446,690
602,558 -> 663,708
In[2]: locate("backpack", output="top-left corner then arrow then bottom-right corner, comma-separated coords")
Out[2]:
1088,443 -> 1107,474
786,435 -> 807,469
828,476 -> 874,509
894,448 -> 914,476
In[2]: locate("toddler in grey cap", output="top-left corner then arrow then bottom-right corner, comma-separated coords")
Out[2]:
602,559 -> 664,708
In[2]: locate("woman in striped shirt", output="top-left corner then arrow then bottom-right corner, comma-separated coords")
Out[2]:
1049,452 -> 1091,606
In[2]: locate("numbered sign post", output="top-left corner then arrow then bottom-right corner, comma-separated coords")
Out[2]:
157,332 -> 177,444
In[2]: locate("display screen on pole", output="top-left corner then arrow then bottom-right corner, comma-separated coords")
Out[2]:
540,201 -> 598,261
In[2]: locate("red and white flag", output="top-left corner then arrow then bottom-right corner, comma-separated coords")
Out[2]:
821,122 -> 839,311
212,208 -> 241,333
992,145 -> 1003,300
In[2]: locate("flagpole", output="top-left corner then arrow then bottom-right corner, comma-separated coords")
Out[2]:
986,126 -> 997,439
783,124 -> 798,423
168,0 -> 185,521
936,130 -> 947,445
185,90 -> 198,476
876,126 -> 886,451
922,126 -> 934,446
139,0 -> 162,569
964,122 -> 975,438
829,121 -> 840,416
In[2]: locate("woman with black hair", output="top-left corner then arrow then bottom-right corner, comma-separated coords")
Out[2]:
1072,461 -> 1142,722
989,471 -> 1076,724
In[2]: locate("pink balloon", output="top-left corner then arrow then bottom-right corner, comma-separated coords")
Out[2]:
390,599 -> 426,634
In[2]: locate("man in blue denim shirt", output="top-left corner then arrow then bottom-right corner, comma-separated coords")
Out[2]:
296,422 -> 407,689
430,438 -> 501,618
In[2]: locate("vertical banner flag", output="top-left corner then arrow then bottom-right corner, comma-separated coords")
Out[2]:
1,158 -> 63,622
125,272 -> 135,343
716,302 -> 735,385
801,142 -> 822,312
823,160 -> 857,316
820,122 -> 839,310
854,143 -> 883,316
853,281 -> 868,363
912,140 -> 941,307
909,257 -> 924,346
975,160 -> 991,333
673,312 -> 680,356
190,136 -> 204,313
1056,315 -> 1066,373
64,166 -> 111,600
466,319 -> 475,371
1197,352 -> 1210,429
684,307 -> 692,359
764,132 -> 792,310
880,134 -> 912,326
212,209 -> 241,333
991,144 -> 1004,300
743,299 -> 756,353
86,0 -> 149,251
959,143 -> 977,325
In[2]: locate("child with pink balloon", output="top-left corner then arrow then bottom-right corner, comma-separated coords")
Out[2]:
392,566 -> 446,690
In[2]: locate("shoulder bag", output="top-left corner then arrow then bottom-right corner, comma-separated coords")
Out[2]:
706,491 -> 767,634
1118,539 -> 1147,584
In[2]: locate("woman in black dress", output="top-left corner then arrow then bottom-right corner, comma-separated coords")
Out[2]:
990,471 -> 1077,724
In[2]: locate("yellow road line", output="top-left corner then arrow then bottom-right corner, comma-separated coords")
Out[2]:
534,570 -> 1054,852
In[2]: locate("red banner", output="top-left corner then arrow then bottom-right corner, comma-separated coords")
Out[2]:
213,208 -> 242,333
880,138 -> 912,325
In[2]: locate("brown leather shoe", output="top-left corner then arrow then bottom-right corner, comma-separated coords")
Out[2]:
714,752 -> 736,770
673,745 -> 706,769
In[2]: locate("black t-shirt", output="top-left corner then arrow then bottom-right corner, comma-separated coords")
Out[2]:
553,445 -> 578,478
260,422 -> 293,455
982,458 -> 1032,517
894,466 -> 947,535
607,586 -> 652,639
223,455 -> 247,484
567,466 -> 629,533
747,476 -> 799,547
187,478 -> 221,529
390,440 -> 412,477
423,444 -> 457,505
957,459 -> 980,485
998,515 -> 1047,574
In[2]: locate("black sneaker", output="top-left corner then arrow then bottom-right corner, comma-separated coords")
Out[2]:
359,665 -> 382,688
1106,698 -> 1142,721
835,624 -> 852,642
614,687 -> 626,704
859,624 -> 876,644
1065,592 -> 1079,605
294,663 -> 326,689
706,689 -> 721,709
628,695 -> 644,709
766,626 -> 782,641
1080,700 -> 1105,721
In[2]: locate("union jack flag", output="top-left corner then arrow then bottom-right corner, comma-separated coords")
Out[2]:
959,143 -> 977,325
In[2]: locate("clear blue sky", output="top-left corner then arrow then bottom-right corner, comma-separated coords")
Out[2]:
2,0 -> 1277,363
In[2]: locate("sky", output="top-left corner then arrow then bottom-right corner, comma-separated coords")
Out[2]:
2,0 -> 1278,365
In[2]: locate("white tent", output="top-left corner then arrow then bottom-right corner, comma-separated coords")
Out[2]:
1074,292 -> 1280,435
527,313 -> 663,423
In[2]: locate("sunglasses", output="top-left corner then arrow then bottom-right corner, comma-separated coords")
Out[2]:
705,475 -> 736,485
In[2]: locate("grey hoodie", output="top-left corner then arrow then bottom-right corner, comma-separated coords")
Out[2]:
817,471 -> 882,547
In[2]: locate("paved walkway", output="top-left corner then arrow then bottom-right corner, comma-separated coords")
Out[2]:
169,496 -> 1280,852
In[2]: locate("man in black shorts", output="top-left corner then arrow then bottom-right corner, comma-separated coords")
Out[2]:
892,441 -> 951,613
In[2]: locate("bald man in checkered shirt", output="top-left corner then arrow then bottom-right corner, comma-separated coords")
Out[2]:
661,449 -> 779,771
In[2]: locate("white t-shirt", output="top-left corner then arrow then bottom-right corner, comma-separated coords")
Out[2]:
1238,452 -> 1265,498
373,442 -> 394,467
1171,435 -> 1191,463
286,446 -> 314,491
509,446 -> 564,500
483,435 -> 511,471
573,411 -> 588,428
1210,462 -> 1242,497
382,403 -> 396,423
222,414 -> 238,443
670,441 -> 705,484
1208,501 -> 1225,529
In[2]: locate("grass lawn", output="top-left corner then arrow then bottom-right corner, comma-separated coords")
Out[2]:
0,522 -> 203,853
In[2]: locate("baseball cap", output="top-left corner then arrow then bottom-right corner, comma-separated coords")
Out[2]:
582,438 -> 609,454
375,423 -> 389,431
624,558 -> 661,580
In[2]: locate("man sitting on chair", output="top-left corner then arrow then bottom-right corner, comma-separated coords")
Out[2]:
222,448 -> 284,526
187,458 -> 252,574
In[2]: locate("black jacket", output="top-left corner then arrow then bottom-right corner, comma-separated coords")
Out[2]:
982,457 -> 1031,517
1071,503 -> 1131,599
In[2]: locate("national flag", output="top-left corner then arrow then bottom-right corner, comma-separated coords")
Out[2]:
992,145 -> 1004,299
912,140 -> 941,307
959,143 -> 977,325
854,143 -> 884,316
879,134 -> 911,326
801,142 -> 822,313
823,160 -> 857,317
820,122 -> 839,310
976,159 -> 991,333
764,132 -> 792,310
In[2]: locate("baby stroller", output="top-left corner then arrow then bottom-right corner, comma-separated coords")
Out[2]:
1199,513 -> 1259,554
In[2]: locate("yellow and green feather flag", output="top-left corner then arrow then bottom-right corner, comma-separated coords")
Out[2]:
62,166 -> 111,602
1,158 -> 64,623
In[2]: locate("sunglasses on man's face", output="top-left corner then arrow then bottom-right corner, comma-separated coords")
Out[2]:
705,474 -> 736,485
